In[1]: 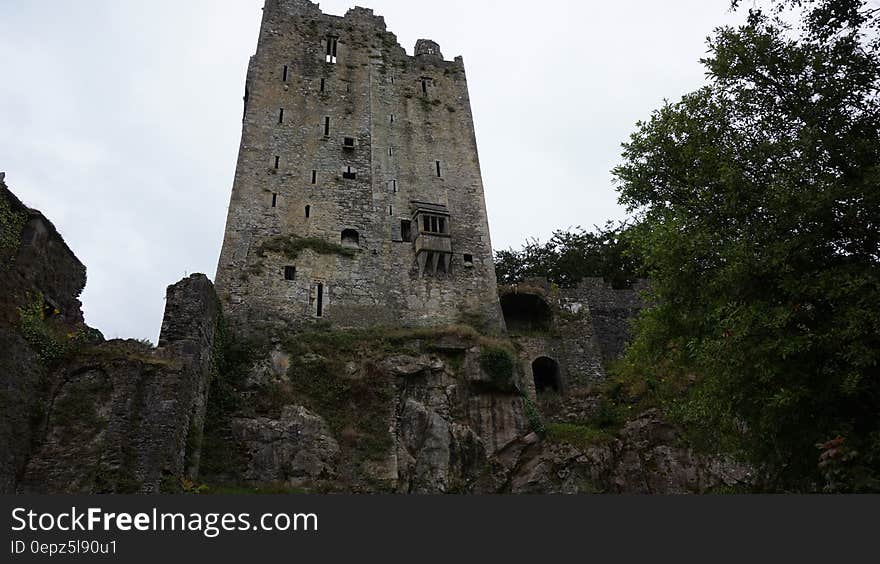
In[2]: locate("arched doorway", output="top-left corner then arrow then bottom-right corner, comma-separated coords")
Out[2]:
532,357 -> 561,393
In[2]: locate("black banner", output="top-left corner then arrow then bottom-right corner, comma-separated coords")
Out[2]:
1,495 -> 876,562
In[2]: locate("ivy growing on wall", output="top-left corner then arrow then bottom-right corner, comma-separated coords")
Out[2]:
0,190 -> 27,267
18,293 -> 84,365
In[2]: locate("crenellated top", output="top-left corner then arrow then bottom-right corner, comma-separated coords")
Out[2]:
414,39 -> 443,60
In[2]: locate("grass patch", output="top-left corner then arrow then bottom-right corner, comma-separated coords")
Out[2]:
545,422 -> 614,450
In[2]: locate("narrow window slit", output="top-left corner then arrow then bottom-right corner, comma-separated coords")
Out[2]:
311,170 -> 317,184
305,205 -> 311,218
271,193 -> 277,208
282,65 -> 288,82
316,283 -> 324,317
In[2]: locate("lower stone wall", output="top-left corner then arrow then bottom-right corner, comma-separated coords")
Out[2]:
18,274 -> 221,493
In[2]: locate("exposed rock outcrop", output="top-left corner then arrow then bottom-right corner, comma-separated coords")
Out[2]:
504,409 -> 751,494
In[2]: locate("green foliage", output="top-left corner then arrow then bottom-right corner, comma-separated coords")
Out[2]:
0,190 -> 27,266
522,395 -> 546,435
199,330 -> 263,480
18,293 -> 85,366
614,0 -> 880,491
494,221 -> 644,289
545,422 -> 614,449
478,345 -> 516,392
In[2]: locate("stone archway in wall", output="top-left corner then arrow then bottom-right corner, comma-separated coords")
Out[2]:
500,293 -> 552,333
531,356 -> 561,394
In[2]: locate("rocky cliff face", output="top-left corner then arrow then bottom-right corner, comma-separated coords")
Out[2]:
199,327 -> 532,493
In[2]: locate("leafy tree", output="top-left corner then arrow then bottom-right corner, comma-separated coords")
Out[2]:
613,0 -> 880,491
494,221 -> 644,289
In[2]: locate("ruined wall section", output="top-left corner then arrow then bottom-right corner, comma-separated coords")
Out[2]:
562,278 -> 647,365
20,274 -> 221,493
0,176 -> 87,493
215,0 -> 503,333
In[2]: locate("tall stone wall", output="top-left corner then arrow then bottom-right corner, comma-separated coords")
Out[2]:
0,176 -> 87,493
215,0 -> 504,334
562,278 -> 647,364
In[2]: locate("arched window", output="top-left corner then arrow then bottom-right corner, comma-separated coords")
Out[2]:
341,229 -> 360,248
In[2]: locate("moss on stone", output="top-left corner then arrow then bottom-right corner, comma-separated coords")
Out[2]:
479,345 -> 516,392
249,234 -> 357,275
545,422 -> 614,449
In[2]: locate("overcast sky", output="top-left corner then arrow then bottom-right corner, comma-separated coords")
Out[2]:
0,0 -> 742,342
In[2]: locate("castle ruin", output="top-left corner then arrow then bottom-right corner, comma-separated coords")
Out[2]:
215,0 -> 504,332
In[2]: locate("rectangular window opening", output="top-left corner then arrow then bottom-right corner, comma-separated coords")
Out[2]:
283,65 -> 288,82
388,147 -> 393,157
422,79 -> 428,95
390,114 -> 395,123
463,253 -> 473,265
271,193 -> 278,208
316,283 -> 324,317
325,37 -> 338,63
279,108 -> 284,124
342,166 -> 356,180
274,155 -> 280,169
438,217 -> 446,234
401,220 -> 412,242
435,160 -> 441,177
324,116 -> 330,136
284,266 -> 296,280
320,78 -> 325,92
343,137 -> 355,148
388,205 -> 393,216
305,205 -> 311,218
392,179 -> 397,193
311,170 -> 317,184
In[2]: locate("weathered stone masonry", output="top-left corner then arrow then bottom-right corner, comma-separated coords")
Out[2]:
215,0 -> 504,333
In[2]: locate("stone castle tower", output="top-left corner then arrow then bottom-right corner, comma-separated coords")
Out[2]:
215,0 -> 504,331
